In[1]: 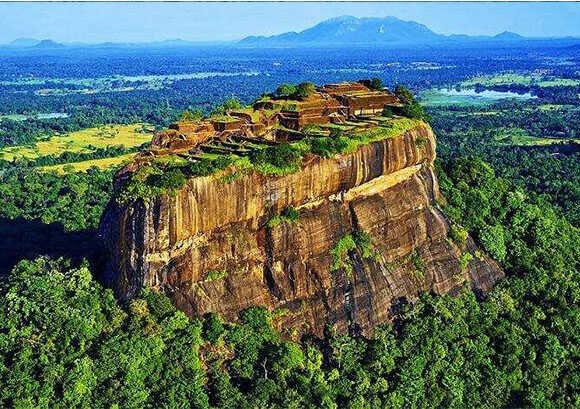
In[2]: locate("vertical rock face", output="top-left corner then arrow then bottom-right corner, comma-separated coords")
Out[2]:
101,123 -> 503,337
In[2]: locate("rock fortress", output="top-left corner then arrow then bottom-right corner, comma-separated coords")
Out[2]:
100,80 -> 503,338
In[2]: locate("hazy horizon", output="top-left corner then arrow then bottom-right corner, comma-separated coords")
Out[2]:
1,2 -> 580,44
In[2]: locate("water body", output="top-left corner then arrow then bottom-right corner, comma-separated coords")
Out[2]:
421,88 -> 536,106
0,112 -> 70,121
36,113 -> 70,119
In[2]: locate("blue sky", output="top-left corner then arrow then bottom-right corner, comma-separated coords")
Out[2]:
1,2 -> 579,43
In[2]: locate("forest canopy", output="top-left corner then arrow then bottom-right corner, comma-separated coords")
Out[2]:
0,158 -> 577,409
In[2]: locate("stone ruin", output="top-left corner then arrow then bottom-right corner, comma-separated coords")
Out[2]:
150,81 -> 403,156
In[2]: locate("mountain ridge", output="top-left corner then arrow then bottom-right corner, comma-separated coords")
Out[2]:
239,15 -> 532,47
4,16 -> 580,50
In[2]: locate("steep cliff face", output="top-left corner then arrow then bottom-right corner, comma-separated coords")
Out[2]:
101,123 -> 503,337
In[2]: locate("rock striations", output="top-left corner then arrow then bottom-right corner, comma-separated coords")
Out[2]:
100,81 -> 503,337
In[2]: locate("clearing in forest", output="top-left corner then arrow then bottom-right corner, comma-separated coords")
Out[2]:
0,124 -> 153,161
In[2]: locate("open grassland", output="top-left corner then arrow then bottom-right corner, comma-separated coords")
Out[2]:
0,124 -> 153,161
40,153 -> 137,174
493,128 -> 580,146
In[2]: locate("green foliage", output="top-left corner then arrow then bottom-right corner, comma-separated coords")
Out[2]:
276,83 -> 298,98
0,165 -> 113,231
204,270 -> 229,281
394,84 -> 430,121
147,167 -> 187,190
115,165 -> 186,204
294,82 -> 316,99
306,135 -> 350,158
479,224 -> 507,262
187,155 -> 235,177
329,127 -> 344,139
203,312 -> 225,344
449,224 -> 469,248
381,106 -> 395,118
223,98 -> 243,111
459,252 -> 473,272
211,98 -> 243,116
302,118 -> 421,160
117,156 -> 235,204
330,231 -> 376,274
250,143 -> 302,175
362,77 -> 384,91
267,207 -> 299,228
352,230 -> 374,259
0,257 -> 209,409
270,82 -> 315,100
410,249 -> 425,278
180,109 -> 204,122
330,234 -> 357,273
415,135 -> 428,148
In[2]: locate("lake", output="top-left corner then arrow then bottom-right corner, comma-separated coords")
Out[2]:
0,112 -> 70,121
420,88 -> 536,106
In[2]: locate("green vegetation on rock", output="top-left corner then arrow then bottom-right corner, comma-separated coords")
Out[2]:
330,234 -> 357,273
267,207 -> 299,228
330,230 -> 377,274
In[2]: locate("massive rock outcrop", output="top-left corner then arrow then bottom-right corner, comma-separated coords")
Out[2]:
101,122 -> 503,337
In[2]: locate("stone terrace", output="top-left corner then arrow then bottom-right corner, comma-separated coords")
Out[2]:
145,80 -> 403,164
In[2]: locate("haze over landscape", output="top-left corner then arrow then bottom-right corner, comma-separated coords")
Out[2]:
1,2 -> 580,45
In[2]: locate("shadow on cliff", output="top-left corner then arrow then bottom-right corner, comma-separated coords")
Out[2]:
0,217 -> 106,277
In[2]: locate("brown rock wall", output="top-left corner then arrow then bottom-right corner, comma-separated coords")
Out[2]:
101,123 -> 503,337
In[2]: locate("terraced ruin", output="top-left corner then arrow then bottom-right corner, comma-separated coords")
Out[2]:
141,81 -> 403,164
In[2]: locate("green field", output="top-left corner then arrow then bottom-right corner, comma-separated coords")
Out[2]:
462,73 -> 580,88
0,124 -> 153,162
493,127 -> 580,146
41,153 -> 138,174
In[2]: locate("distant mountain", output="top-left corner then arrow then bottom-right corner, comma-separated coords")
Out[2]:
493,31 -> 524,41
156,38 -> 195,47
33,39 -> 65,49
240,16 -> 446,46
9,38 -> 40,47
239,15 -> 533,47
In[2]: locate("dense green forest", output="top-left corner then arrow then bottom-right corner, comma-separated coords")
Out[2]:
430,102 -> 580,226
0,165 -> 113,232
1,157 -> 578,408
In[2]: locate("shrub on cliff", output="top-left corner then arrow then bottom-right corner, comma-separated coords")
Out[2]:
186,155 -> 234,177
306,135 -> 350,158
267,206 -> 299,228
180,109 -> 204,122
360,77 -> 384,91
293,82 -> 316,99
211,98 -> 243,116
250,143 -> 301,174
394,85 -> 430,121
275,83 -> 297,98
116,165 -> 187,204
147,168 -> 187,190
